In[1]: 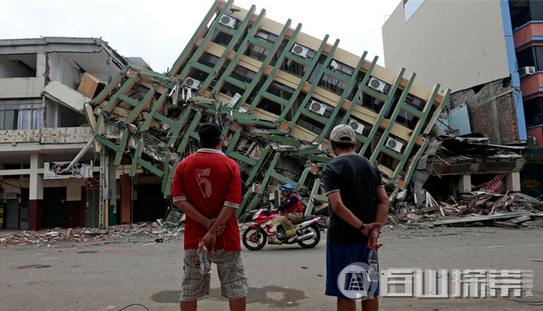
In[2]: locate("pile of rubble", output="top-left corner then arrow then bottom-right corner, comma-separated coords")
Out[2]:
0,221 -> 183,247
389,191 -> 543,229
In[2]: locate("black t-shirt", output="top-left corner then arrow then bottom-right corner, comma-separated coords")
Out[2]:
322,153 -> 384,245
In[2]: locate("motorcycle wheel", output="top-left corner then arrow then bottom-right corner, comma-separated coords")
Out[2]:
242,227 -> 267,251
297,225 -> 321,249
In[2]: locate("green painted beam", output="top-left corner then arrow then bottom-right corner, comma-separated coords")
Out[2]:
247,23 -> 302,112
269,135 -> 301,147
102,73 -> 140,113
137,158 -> 164,177
176,112 -> 202,153
92,69 -> 125,104
359,64 -> 406,156
244,146 -> 270,186
305,178 -> 322,215
169,0 -> 222,76
211,9 -> 266,94
139,92 -> 168,130
225,128 -> 242,155
113,130 -> 129,166
167,107 -> 192,148
237,190 -> 254,218
161,154 -> 171,194
118,94 -> 139,107
368,70 -> 413,164
125,88 -> 156,124
258,153 -> 281,194
229,152 -> 257,166
154,113 -> 179,128
129,140 -> 144,177
95,135 -> 118,151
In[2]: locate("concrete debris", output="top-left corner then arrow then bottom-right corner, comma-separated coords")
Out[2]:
0,222 -> 183,247
389,191 -> 543,229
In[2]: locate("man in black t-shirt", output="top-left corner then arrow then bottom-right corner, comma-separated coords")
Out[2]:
322,124 -> 389,311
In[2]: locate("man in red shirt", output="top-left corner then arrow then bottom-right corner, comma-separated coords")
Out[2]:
172,122 -> 247,311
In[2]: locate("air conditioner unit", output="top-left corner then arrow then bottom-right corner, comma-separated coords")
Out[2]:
348,118 -> 364,135
308,100 -> 327,116
519,66 -> 536,77
329,60 -> 339,71
386,137 -> 403,153
227,93 -> 241,108
219,14 -> 236,28
183,77 -> 200,90
368,77 -> 386,93
291,44 -> 309,58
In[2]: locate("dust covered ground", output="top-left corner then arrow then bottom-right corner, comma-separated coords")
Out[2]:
1,223 -> 542,311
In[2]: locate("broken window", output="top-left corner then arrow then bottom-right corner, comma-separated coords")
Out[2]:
244,43 -> 269,62
255,29 -> 278,44
197,52 -> 220,68
396,110 -> 420,130
230,65 -> 256,83
307,55 -> 326,84
280,58 -> 308,79
211,30 -> 233,47
0,54 -> 37,78
0,99 -> 43,130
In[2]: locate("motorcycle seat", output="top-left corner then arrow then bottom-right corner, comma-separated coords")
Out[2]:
294,215 -> 315,224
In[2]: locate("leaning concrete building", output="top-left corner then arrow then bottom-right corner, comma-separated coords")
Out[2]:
83,0 -> 452,228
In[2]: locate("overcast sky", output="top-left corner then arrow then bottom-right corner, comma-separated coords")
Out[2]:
1,0 -> 401,74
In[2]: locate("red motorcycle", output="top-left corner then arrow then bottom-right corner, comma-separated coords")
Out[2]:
242,209 -> 321,250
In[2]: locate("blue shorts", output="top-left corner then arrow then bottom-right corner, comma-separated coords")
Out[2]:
326,243 -> 380,300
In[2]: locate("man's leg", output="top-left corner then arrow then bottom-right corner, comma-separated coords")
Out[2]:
361,297 -> 379,311
180,300 -> 196,311
229,297 -> 246,311
337,297 -> 356,311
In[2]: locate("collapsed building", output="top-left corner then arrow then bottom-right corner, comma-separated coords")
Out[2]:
83,0 -> 452,228
0,0 -> 533,231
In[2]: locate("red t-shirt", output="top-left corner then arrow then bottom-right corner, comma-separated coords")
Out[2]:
172,148 -> 242,251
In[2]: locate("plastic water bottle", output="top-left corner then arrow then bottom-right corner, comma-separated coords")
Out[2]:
198,240 -> 211,275
367,249 -> 379,282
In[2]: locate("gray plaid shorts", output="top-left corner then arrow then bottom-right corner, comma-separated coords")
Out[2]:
180,248 -> 248,301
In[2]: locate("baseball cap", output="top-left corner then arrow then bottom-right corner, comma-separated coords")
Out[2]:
330,124 -> 356,144
197,122 -> 222,141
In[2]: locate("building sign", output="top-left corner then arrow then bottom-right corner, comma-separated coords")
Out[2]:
480,174 -> 504,194
44,161 -> 93,179
4,192 -> 19,199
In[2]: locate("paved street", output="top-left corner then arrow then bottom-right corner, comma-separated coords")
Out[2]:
1,226 -> 542,311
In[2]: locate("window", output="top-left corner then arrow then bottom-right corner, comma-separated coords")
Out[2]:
280,58 -> 308,78
267,82 -> 295,101
255,30 -> 278,45
197,53 -> 220,68
318,74 -> 348,96
230,66 -> 256,83
187,69 -> 209,84
404,0 -> 426,22
211,30 -> 233,47
0,53 -> 37,78
219,82 -> 245,98
329,59 -> 354,78
347,72 -> 366,102
510,0 -> 543,30
356,93 -> 386,113
524,97 -> 543,127
0,99 -> 44,130
296,114 -> 325,135
257,98 -> 283,115
516,46 -> 543,73
244,43 -> 269,62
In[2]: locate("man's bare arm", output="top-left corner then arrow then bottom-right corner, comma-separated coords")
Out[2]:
201,205 -> 236,253
368,187 -> 389,248
175,200 -> 212,228
327,191 -> 382,236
